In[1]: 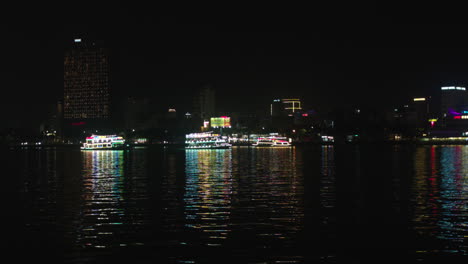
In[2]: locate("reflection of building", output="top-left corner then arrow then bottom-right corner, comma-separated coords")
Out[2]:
64,38 -> 110,120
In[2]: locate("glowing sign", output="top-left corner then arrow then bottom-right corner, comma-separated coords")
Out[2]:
413,98 -> 426,101
210,117 -> 231,128
441,86 -> 466,91
74,39 -> 81,43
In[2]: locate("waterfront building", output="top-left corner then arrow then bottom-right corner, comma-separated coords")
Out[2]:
440,86 -> 468,117
271,98 -> 302,117
64,38 -> 110,120
193,85 -> 216,120
412,97 -> 430,128
62,38 -> 111,139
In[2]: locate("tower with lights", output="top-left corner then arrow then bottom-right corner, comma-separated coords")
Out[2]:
64,38 -> 110,120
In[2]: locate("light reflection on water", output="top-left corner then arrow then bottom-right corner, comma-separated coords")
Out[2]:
184,149 -> 233,246
412,145 -> 468,257
78,150 -> 125,249
181,147 -> 304,262
7,145 -> 468,263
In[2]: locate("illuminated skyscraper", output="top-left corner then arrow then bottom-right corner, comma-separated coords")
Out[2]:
270,98 -> 302,117
440,86 -> 468,116
64,38 -> 110,119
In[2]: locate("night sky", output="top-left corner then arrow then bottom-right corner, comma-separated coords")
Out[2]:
2,4 -> 468,124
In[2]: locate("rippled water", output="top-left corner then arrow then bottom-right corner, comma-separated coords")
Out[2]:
4,145 -> 467,263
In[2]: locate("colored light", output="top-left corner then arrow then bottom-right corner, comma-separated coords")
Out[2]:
71,121 -> 86,126
413,98 -> 426,101
210,117 -> 231,128
454,116 -> 461,119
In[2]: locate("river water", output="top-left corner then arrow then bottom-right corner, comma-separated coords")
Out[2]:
4,145 -> 467,263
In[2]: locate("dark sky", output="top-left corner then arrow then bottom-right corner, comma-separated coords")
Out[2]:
2,4 -> 468,121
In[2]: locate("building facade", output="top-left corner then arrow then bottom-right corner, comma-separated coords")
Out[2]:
193,85 -> 216,120
440,86 -> 468,117
271,98 -> 302,117
64,39 -> 110,119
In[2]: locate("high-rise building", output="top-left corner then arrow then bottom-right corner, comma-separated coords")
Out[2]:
270,98 -> 302,117
412,97 -> 430,128
440,86 -> 468,117
193,85 -> 216,120
64,38 -> 110,119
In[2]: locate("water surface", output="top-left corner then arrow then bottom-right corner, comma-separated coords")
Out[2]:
4,144 -> 467,263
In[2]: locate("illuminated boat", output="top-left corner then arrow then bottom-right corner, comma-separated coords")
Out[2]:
81,135 -> 127,150
252,137 -> 291,147
185,131 -> 232,149
272,139 -> 292,147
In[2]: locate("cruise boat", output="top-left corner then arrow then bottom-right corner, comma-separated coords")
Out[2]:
271,139 -> 292,147
185,132 -> 232,149
252,137 -> 291,147
81,135 -> 127,150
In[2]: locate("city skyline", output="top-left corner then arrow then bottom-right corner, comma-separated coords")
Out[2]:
3,5 -> 468,121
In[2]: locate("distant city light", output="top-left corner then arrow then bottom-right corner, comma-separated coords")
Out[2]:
453,115 -> 468,119
413,98 -> 426,101
71,121 -> 86,126
441,86 -> 466,91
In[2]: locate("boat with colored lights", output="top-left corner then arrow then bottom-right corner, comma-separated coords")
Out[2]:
252,136 -> 291,147
81,135 -> 127,150
185,131 -> 232,149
